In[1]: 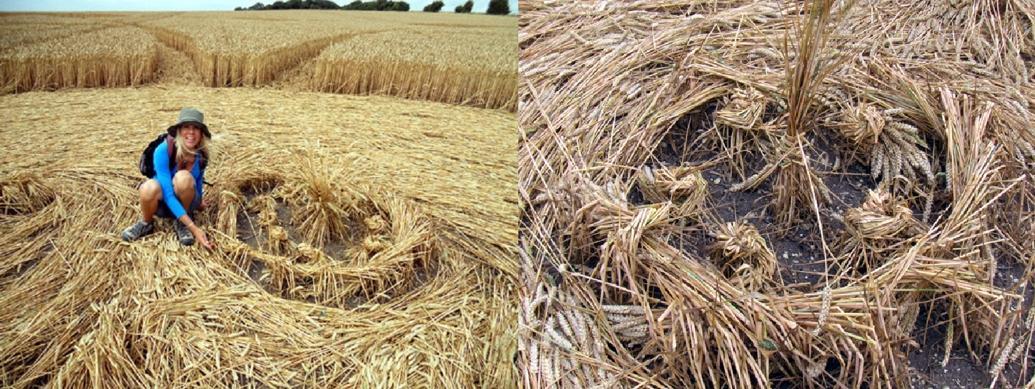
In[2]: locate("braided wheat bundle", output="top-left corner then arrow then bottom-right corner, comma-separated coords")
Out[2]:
710,221 -> 778,291
635,165 -> 708,219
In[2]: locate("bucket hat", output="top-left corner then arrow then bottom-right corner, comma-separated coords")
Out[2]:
167,107 -> 211,138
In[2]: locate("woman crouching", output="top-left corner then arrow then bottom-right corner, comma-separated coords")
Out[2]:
121,107 -> 214,249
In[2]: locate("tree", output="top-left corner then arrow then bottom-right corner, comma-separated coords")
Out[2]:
455,0 -> 472,13
241,0 -> 340,10
423,0 -> 444,12
339,0 -> 416,11
486,0 -> 508,14
309,0 -> 340,8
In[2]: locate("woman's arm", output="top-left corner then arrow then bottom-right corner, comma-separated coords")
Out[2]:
153,141 -> 188,218
186,156 -> 213,249
154,143 -> 212,249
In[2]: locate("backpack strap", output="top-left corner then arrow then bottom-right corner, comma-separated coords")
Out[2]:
166,135 -> 177,172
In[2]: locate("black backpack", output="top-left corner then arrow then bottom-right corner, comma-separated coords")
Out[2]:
138,134 -> 208,178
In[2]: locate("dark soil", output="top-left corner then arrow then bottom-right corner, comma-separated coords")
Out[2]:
650,110 -> 1035,386
231,210 -> 270,285
0,206 -> 27,215
909,346 -> 991,388
0,241 -> 50,284
906,296 -> 1035,389
650,113 -> 876,288
0,196 -> 55,216
246,257 -> 266,284
236,184 -> 355,262
236,206 -> 262,249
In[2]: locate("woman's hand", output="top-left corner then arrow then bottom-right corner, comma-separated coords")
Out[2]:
199,197 -> 213,211
188,224 -> 215,250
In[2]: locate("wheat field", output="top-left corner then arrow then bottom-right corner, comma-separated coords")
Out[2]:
1,23 -> 158,92
0,9 -> 517,388
0,11 -> 516,110
312,27 -> 517,110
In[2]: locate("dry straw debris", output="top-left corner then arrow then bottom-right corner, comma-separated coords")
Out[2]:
519,0 -> 1035,387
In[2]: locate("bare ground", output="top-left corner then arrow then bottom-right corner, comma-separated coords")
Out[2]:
648,108 -> 1034,388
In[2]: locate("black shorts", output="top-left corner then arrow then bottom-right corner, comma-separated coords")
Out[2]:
140,179 -> 200,219
155,193 -> 200,219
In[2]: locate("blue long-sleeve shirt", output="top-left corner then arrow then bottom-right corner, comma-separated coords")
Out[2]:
153,141 -> 204,219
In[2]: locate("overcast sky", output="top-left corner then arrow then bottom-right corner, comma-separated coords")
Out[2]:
0,0 -> 518,13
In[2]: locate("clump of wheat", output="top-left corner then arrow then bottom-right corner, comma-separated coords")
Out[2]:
711,87 -> 777,179
215,190 -> 242,235
774,135 -> 832,226
246,194 -> 289,254
294,242 -> 323,263
634,165 -> 707,218
709,221 -> 777,291
362,234 -> 390,255
364,215 -> 387,234
840,102 -> 936,195
840,103 -> 885,146
715,87 -> 767,131
844,190 -> 921,240
285,152 -> 357,250
835,190 -> 922,277
520,277 -> 634,387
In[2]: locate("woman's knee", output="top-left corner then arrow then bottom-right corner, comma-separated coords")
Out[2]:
140,179 -> 162,202
172,171 -> 195,191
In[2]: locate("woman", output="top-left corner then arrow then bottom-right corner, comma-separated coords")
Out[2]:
121,108 -> 214,249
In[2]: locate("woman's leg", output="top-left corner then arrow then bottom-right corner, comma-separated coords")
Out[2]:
123,179 -> 162,241
172,171 -> 196,215
139,179 -> 162,222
